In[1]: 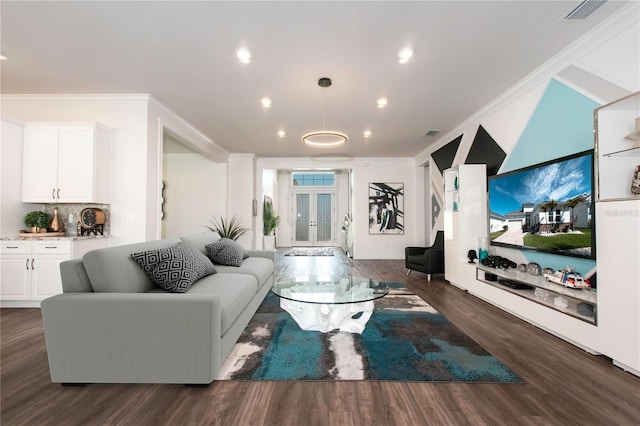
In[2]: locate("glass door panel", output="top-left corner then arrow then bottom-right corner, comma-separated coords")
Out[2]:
294,191 -> 335,246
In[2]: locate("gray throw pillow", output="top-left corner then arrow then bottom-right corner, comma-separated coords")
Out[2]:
131,242 -> 216,293
205,238 -> 249,267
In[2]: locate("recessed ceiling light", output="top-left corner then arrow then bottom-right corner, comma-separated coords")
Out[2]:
236,48 -> 251,64
278,130 -> 286,138
363,130 -> 372,138
398,48 -> 413,64
261,97 -> 272,108
376,98 -> 388,108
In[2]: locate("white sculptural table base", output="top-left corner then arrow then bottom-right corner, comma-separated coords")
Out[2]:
279,298 -> 375,334
272,276 -> 388,334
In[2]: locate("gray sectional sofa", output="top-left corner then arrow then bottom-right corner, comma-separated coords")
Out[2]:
40,232 -> 274,385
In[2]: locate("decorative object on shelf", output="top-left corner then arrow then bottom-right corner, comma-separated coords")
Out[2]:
534,288 -> 550,301
577,302 -> 595,317
478,237 -> 489,261
49,207 -> 65,232
302,77 -> 348,148
205,215 -> 248,241
467,249 -> 478,263
623,117 -> 640,147
631,165 -> 640,196
542,267 -> 555,275
369,182 -> 404,235
554,296 -> 569,308
543,266 -> 590,289
526,262 -> 542,276
454,175 -> 459,190
79,207 -> 106,236
518,263 -> 527,272
23,211 -> 52,233
481,255 -> 517,269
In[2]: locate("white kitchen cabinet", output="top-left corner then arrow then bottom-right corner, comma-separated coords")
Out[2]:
0,242 -> 31,300
443,164 -> 488,289
0,240 -> 71,306
594,91 -> 640,376
22,123 -> 112,203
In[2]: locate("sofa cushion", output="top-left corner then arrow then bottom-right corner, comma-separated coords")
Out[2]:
214,257 -> 274,292
84,238 -> 181,293
148,272 -> 258,334
206,238 -> 249,267
131,243 -> 216,293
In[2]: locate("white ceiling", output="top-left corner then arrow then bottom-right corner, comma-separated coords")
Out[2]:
0,1 -> 632,158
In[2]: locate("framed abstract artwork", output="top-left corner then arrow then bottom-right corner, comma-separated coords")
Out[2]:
369,182 -> 404,235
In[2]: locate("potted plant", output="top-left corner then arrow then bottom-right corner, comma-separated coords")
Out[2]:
205,215 -> 248,241
263,198 -> 280,250
24,211 -> 52,233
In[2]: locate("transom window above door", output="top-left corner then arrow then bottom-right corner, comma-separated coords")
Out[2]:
292,172 -> 335,186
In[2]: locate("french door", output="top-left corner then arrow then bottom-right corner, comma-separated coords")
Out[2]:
293,190 -> 335,246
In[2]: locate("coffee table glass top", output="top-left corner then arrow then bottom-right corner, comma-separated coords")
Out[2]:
272,275 -> 389,305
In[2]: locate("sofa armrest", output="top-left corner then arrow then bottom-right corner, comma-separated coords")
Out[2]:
424,249 -> 444,267
246,249 -> 276,263
405,246 -> 427,256
41,293 -> 221,384
60,258 -> 93,293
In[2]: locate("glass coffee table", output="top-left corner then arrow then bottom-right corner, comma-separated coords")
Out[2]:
271,275 -> 389,334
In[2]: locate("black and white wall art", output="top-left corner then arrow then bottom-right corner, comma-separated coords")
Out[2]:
369,182 -> 404,235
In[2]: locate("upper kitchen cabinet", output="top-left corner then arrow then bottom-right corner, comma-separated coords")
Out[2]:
22,123 -> 112,203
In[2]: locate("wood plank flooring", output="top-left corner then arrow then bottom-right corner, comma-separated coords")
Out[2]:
2,248 -> 640,425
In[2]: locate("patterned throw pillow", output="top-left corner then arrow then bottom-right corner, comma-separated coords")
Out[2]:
205,238 -> 249,267
131,242 -> 216,293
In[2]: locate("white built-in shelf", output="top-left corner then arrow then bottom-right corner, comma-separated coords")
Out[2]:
602,145 -> 640,158
476,265 -> 597,324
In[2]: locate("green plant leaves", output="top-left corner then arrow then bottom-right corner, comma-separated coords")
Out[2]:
205,215 -> 248,241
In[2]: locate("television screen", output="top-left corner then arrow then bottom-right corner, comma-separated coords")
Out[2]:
488,150 -> 594,259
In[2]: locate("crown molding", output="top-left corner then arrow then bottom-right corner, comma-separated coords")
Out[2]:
0,94 -> 151,103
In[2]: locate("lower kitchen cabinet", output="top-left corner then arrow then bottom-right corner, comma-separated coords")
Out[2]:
1,240 -> 71,306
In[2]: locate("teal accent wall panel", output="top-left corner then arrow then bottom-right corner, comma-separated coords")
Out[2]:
521,251 -> 595,278
502,79 -> 600,173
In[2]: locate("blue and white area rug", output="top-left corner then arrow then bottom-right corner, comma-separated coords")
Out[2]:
217,284 -> 523,383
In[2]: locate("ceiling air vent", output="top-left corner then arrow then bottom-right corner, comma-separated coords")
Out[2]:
562,0 -> 607,20
424,129 -> 441,137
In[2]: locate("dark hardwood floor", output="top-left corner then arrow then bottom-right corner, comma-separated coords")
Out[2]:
2,248 -> 639,425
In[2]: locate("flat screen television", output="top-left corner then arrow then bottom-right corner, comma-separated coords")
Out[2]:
487,150 -> 595,259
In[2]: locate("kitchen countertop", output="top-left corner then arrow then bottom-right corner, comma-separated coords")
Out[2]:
1,234 -> 110,241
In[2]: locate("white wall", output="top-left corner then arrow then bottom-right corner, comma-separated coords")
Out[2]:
162,152 -> 227,238
351,158 -> 418,259
227,153 -> 255,249
0,116 -> 38,236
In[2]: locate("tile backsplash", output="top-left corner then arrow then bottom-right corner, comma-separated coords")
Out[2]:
44,204 -> 110,236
